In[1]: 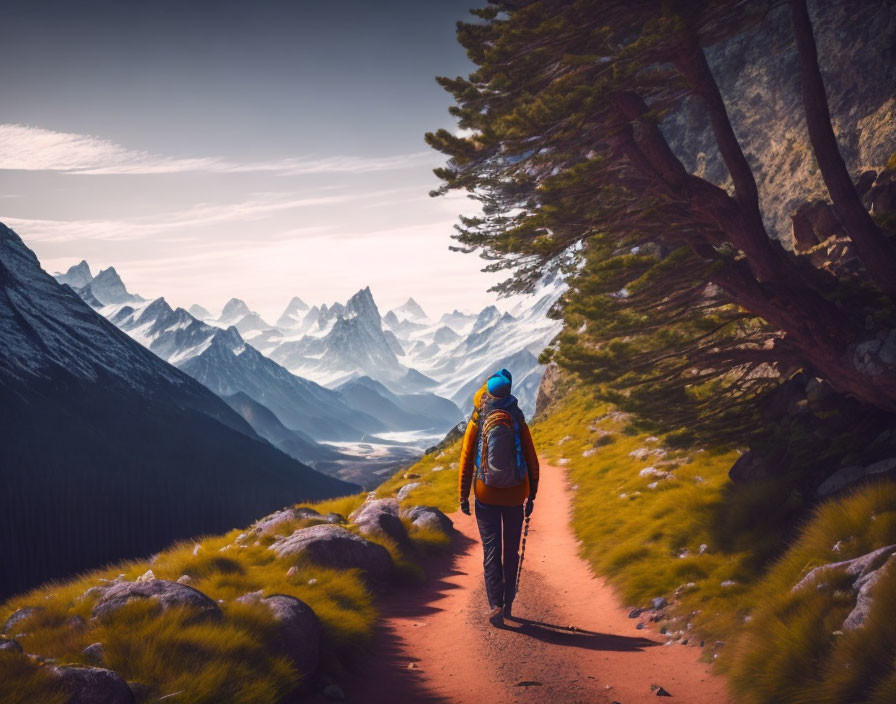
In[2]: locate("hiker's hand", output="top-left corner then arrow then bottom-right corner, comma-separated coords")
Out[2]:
460,498 -> 471,515
525,499 -> 534,517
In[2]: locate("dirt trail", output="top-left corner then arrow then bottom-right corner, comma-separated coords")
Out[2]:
339,460 -> 732,703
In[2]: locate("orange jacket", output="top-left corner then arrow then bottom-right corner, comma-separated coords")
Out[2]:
458,385 -> 539,506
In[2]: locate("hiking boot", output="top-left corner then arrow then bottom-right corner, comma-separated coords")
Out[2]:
488,605 -> 504,626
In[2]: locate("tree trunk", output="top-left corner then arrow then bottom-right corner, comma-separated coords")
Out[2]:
789,0 -> 896,297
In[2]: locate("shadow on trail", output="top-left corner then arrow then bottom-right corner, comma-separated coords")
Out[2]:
499,615 -> 657,652
333,529 -> 478,704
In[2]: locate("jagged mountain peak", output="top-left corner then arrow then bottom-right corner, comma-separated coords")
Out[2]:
276,296 -> 310,328
220,297 -> 250,321
55,260 -> 93,288
87,265 -> 139,306
188,303 -> 212,320
345,286 -> 381,325
390,296 -> 429,322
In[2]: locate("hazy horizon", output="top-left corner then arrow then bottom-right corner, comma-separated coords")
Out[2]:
0,0 -> 507,320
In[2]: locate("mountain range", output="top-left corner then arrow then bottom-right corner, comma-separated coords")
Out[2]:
52,251 -> 564,485
0,223 -> 355,600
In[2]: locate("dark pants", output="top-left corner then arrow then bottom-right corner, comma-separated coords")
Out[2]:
474,499 -> 524,609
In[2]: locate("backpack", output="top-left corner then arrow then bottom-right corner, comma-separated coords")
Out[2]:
475,394 -> 527,488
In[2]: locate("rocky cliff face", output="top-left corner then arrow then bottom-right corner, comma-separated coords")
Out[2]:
663,0 -> 896,240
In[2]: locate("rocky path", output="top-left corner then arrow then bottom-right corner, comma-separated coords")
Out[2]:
338,460 -> 731,703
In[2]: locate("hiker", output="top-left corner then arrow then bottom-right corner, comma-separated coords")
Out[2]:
458,368 -> 539,626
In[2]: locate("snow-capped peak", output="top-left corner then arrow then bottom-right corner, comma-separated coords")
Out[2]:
276,296 -> 310,328
219,298 -> 250,323
390,296 -> 429,323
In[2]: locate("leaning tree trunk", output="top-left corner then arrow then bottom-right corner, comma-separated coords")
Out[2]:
789,0 -> 896,297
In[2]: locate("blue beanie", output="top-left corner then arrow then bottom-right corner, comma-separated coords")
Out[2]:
487,372 -> 511,398
497,368 -> 512,383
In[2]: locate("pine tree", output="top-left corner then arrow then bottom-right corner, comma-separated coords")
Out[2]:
426,0 -> 896,429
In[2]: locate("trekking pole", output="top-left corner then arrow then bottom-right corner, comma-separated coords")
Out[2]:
515,514 -> 531,595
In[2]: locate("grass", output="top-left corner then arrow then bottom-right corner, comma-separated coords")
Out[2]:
529,388 -> 896,703
7,384 -> 894,703
377,382 -> 896,703
0,488 -> 445,703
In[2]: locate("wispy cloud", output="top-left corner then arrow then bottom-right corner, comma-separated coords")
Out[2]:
0,124 -> 437,175
0,193 -> 347,242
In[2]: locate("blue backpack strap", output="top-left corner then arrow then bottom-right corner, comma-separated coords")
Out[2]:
511,415 -> 527,478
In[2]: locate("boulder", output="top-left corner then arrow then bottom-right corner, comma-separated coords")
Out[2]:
262,595 -> 321,685
50,665 -> 134,704
401,506 -> 454,535
728,449 -> 777,484
2,606 -> 41,634
817,457 -> 896,496
793,545 -> 896,631
791,200 -> 844,252
843,555 -> 894,630
350,499 -> 409,547
396,483 -> 421,501
91,579 -> 220,621
268,525 -> 393,580
0,636 -> 22,653
253,507 -> 320,536
82,643 -> 105,665
323,513 -> 346,524
793,544 -> 896,592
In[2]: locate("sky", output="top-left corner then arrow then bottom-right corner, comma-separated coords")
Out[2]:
0,0 -> 505,320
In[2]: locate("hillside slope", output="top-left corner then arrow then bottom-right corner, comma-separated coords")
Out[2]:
0,223 -> 355,600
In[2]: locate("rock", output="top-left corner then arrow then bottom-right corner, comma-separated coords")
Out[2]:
262,595 -> 321,684
350,498 -> 410,547
91,579 -> 220,621
396,483 -> 421,501
403,472 -> 421,480
286,566 -> 299,578
51,665 -> 135,704
401,505 -> 455,535
651,684 -> 672,696
323,513 -> 346,524
82,643 -> 105,665
818,457 -> 896,496
176,575 -> 194,586
629,448 -> 651,461
65,615 -> 87,631
791,200 -> 843,252
720,580 -> 738,588
628,608 -> 643,618
698,544 -> 709,554
0,637 -> 22,653
2,607 -> 41,634
843,555 -> 894,630
793,544 -> 896,595
268,525 -> 393,580
582,448 -> 597,457
534,361 -> 561,418
235,590 -> 264,604
322,683 -> 345,700
253,507 -> 320,536
651,597 -> 668,610
728,449 -> 775,483
855,169 -> 878,198
636,622 -> 645,630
